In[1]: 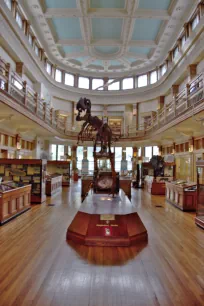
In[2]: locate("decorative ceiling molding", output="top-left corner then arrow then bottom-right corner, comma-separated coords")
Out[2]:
44,8 -> 170,20
57,38 -> 157,47
19,0 -> 199,75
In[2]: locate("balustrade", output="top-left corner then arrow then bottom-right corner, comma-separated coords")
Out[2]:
0,57 -> 203,139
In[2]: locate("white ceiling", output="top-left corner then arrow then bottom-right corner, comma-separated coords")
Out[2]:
22,0 -> 198,76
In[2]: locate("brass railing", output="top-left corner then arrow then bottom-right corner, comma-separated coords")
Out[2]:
0,57 -> 203,139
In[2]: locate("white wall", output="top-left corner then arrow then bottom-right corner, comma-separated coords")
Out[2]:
52,97 -> 72,112
107,105 -> 125,112
179,77 -> 188,92
165,93 -> 173,105
197,59 -> 204,74
33,82 -> 51,104
138,100 -> 158,128
52,97 -> 73,127
0,46 -> 16,70
23,73 -> 34,89
91,105 -> 103,112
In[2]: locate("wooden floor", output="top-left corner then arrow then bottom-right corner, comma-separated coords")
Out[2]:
0,181 -> 204,306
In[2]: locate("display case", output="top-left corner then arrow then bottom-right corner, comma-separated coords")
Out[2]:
120,177 -> 132,198
165,180 -> 197,211
47,161 -> 70,186
144,176 -> 172,195
81,175 -> 93,198
46,174 -> 62,196
196,161 -> 204,229
164,163 -> 176,178
0,182 -> 31,225
0,159 -> 47,203
143,162 -> 175,195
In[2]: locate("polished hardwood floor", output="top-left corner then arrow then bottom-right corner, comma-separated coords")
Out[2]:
0,181 -> 203,306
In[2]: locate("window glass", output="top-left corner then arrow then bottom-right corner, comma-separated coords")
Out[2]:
46,62 -> 52,75
150,71 -> 157,84
145,146 -> 152,161
92,78 -> 104,90
173,46 -> 179,58
138,74 -> 147,87
192,14 -> 199,31
161,64 -> 167,76
138,147 -> 141,157
55,69 -> 62,83
34,45 -> 39,57
77,146 -> 84,170
28,33 -> 33,45
51,144 -> 57,160
16,11 -> 23,29
78,77 -> 89,89
126,147 -> 133,171
4,0 -> 11,10
65,73 -> 74,86
87,147 -> 94,174
115,147 -> 122,172
13,79 -> 23,90
181,35 -> 186,47
153,146 -> 159,155
68,146 -> 71,156
122,78 -> 133,90
108,79 -> 120,90
57,145 -> 64,160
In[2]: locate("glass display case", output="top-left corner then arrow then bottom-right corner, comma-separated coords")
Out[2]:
0,159 -> 47,203
165,180 -> 197,211
196,161 -> 204,229
47,161 -> 70,186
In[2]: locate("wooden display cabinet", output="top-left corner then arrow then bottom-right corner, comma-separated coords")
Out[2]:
0,183 -> 31,225
0,159 -> 47,203
46,175 -> 62,196
196,161 -> 204,229
144,176 -> 167,195
120,177 -> 132,198
47,161 -> 70,186
165,181 -> 197,211
81,175 -> 93,198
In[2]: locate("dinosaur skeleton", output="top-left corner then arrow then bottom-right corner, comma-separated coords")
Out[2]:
76,97 -> 113,153
76,97 -> 119,196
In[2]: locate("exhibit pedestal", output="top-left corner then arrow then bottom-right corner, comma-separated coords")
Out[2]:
67,191 -> 147,247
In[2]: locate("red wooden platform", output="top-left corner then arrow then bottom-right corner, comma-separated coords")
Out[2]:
67,211 -> 148,247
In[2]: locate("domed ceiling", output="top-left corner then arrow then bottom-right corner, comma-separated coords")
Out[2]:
26,0 -> 193,74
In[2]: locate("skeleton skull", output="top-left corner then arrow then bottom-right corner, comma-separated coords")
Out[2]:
76,97 -> 91,121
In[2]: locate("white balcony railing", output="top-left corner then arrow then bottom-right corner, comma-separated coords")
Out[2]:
0,57 -> 203,140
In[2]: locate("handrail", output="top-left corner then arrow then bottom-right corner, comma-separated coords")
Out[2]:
125,72 -> 204,136
0,57 -> 203,139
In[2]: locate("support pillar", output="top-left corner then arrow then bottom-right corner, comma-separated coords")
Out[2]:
104,77 -> 108,91
16,62 -> 24,77
158,96 -> 165,110
72,146 -> 77,171
72,101 -> 76,128
188,64 -> 197,81
171,85 -> 179,97
132,147 -> 138,174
